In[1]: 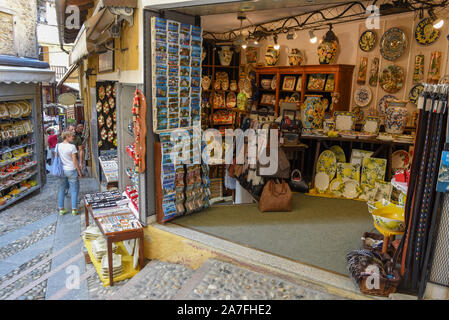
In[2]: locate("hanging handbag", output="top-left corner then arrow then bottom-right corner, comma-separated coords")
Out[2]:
259,179 -> 292,212
49,144 -> 65,178
289,169 -> 309,193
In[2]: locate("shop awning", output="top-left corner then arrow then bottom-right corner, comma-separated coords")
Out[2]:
63,82 -> 80,91
0,56 -> 55,84
57,62 -> 80,88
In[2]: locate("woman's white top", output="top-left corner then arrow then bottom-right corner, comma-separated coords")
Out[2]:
57,142 -> 77,171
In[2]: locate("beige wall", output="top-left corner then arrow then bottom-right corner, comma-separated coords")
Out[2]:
0,0 -> 38,58
248,12 -> 449,124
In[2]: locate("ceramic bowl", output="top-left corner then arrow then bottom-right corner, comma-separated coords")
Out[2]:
372,203 -> 405,232
372,215 -> 405,232
261,79 -> 272,90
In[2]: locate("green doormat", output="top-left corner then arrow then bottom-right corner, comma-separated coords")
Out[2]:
173,193 -> 374,275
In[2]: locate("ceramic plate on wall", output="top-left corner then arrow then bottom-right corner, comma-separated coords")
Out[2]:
359,30 -> 377,52
379,64 -> 404,93
361,157 -> 387,186
315,172 -> 330,193
409,84 -> 424,105
414,18 -> 440,46
317,150 -> 337,180
392,150 -> 410,171
354,86 -> 372,107
380,27 -> 407,61
329,145 -> 346,163
329,178 -> 343,196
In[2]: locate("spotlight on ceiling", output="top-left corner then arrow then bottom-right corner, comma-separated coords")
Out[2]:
286,30 -> 297,40
309,30 -> 317,44
273,35 -> 280,50
429,9 -> 444,29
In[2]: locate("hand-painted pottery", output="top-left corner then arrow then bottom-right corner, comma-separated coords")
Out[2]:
246,47 -> 258,64
265,45 -> 280,66
414,18 -> 440,46
317,39 -> 339,64
359,30 -> 377,52
413,54 -> 425,84
379,64 -> 404,93
300,95 -> 325,130
315,172 -> 330,193
357,57 -> 368,84
323,119 -> 335,134
385,100 -> 408,134
352,106 -> 364,123
261,79 -> 271,90
330,145 -> 346,163
317,150 -> 337,179
354,86 -> 372,107
380,27 -> 407,61
409,84 -> 424,105
427,51 -> 442,84
288,48 -> 304,66
237,92 -> 248,111
378,94 -> 397,117
369,57 -> 380,87
218,46 -> 233,66
230,80 -> 238,91
361,157 -> 387,186
201,76 -> 211,91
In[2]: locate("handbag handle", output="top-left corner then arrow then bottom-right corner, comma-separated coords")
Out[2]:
270,179 -> 288,196
291,169 -> 302,180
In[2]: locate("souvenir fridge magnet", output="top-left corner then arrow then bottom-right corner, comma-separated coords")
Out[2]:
357,57 -> 368,84
427,51 -> 442,84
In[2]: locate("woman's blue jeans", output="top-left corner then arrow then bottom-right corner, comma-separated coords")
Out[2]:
58,169 -> 79,210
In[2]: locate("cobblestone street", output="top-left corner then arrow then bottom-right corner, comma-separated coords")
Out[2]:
0,175 -> 354,300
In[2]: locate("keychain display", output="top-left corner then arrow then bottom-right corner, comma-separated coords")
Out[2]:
96,81 -> 117,150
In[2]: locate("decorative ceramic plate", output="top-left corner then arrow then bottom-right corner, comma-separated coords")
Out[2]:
329,145 -> 346,163
334,111 -> 355,131
360,183 -> 377,201
315,172 -> 330,193
98,86 -> 105,100
350,149 -> 374,167
378,94 -> 397,116
317,150 -> 337,180
96,101 -> 102,113
109,97 -> 115,109
392,150 -> 410,171
213,92 -> 225,109
342,179 -> 360,199
329,178 -> 343,196
409,84 -> 424,105
7,103 -> 21,118
106,115 -> 113,128
336,163 -> 361,183
226,92 -> 236,108
271,75 -> 277,90
242,78 -> 251,94
352,106 -> 364,124
362,116 -> 380,134
361,157 -> 387,186
415,18 -> 440,46
359,30 -> 377,52
107,130 -> 114,142
380,27 -> 407,61
98,114 -> 105,128
374,181 -> 393,202
100,127 -> 107,141
18,101 -> 31,116
103,101 -> 110,114
354,86 -> 372,107
106,85 -> 112,97
380,64 -> 404,94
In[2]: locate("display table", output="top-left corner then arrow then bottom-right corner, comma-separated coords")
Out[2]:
300,135 -> 414,188
84,201 -> 144,286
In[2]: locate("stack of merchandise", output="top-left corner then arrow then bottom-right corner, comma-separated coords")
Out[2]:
101,253 -> 123,278
82,225 -> 102,240
91,237 -> 118,261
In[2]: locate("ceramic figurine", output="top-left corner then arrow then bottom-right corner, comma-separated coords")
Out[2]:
265,45 -> 280,66
288,48 -> 304,66
385,99 -> 409,134
300,95 -> 326,129
230,80 -> 238,91
218,46 -> 233,66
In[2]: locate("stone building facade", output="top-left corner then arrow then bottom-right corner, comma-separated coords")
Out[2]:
0,0 -> 38,58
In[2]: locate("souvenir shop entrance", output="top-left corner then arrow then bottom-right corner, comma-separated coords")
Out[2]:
143,0 -> 449,297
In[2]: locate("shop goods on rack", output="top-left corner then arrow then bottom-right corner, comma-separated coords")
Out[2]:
91,237 -> 118,261
96,213 -> 142,234
82,225 -> 102,240
101,253 -> 123,278
125,186 -> 139,213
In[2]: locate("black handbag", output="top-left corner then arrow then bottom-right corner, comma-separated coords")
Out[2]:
288,169 -> 309,193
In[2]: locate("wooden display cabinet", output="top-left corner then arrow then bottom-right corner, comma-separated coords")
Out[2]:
255,64 -> 355,115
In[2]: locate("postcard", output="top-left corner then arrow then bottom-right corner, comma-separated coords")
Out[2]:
180,23 -> 191,34
180,97 -> 190,108
180,87 -> 190,97
156,64 -> 167,75
156,75 -> 167,87
155,30 -> 167,42
191,35 -> 202,47
180,76 -> 190,87
156,52 -> 167,64
169,118 -> 180,129
191,26 -> 202,37
168,32 -> 179,44
157,118 -> 168,130
191,77 -> 200,88
168,44 -> 179,55
180,46 -> 190,56
180,66 -> 190,77
156,86 -> 167,97
156,97 -> 167,108
168,54 -> 179,66
180,55 -> 190,66
191,48 -> 201,58
180,33 -> 190,46
191,67 -> 201,78
157,107 -> 168,118
168,21 -> 179,32
155,41 -> 167,53
168,76 -> 179,87
190,57 -> 201,67
154,17 -> 167,30
180,118 -> 190,128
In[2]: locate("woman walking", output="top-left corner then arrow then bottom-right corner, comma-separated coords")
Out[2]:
56,130 -> 83,215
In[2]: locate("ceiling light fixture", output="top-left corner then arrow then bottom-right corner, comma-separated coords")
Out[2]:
242,41 -> 247,49
309,30 -> 317,43
428,9 -> 444,29
273,35 -> 280,50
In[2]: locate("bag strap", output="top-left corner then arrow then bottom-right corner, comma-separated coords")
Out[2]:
270,179 -> 287,196
291,169 -> 302,180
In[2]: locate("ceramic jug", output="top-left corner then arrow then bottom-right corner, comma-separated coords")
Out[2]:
385,100 -> 408,134
201,76 -> 211,91
218,46 -> 233,66
317,40 -> 339,64
265,45 -> 280,66
288,49 -> 304,66
300,95 -> 325,129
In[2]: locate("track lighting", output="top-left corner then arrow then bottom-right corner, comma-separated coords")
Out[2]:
428,9 -> 444,29
273,35 -> 280,50
309,30 -> 317,43
242,41 -> 247,49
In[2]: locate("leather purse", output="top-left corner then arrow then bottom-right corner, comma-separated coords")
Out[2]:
259,179 -> 292,212
289,169 -> 309,193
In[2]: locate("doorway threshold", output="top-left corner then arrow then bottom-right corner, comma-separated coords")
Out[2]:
151,222 -> 383,300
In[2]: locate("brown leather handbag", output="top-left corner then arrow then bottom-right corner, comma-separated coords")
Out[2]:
258,179 -> 292,212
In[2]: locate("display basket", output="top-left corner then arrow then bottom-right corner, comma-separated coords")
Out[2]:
358,269 -> 401,297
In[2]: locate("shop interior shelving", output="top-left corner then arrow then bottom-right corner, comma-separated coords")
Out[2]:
0,97 -> 40,210
255,64 -> 355,116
